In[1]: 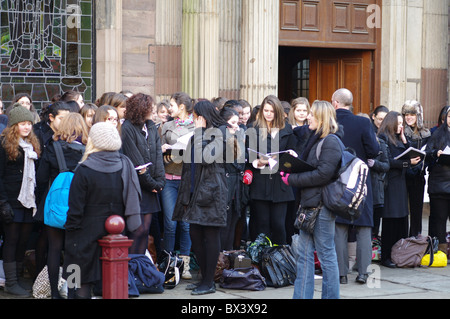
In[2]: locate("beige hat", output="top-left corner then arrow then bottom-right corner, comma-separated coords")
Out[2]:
89,122 -> 122,151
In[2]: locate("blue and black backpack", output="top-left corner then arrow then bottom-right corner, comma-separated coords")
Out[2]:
43,141 -> 74,229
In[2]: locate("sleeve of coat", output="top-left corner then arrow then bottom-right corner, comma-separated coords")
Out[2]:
288,136 -> 341,188
0,144 -> 7,202
362,120 -> 380,160
65,166 -> 88,231
371,138 -> 390,173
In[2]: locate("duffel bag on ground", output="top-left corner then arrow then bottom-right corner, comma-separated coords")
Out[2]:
219,267 -> 266,291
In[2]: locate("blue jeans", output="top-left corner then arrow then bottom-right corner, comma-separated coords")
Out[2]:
293,206 -> 340,299
161,179 -> 191,255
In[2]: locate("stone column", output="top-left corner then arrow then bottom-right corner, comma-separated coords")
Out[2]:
218,0 -> 242,100
380,0 -> 408,111
95,0 -> 123,97
240,0 -> 279,107
420,0 -> 449,128
154,0 -> 183,101
182,0 -> 219,100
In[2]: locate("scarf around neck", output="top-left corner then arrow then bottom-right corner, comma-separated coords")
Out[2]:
17,138 -> 38,215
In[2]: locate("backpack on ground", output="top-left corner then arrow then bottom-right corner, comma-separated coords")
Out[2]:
391,235 -> 434,268
43,141 -> 74,229
316,134 -> 369,221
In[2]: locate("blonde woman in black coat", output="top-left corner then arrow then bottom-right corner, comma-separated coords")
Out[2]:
283,100 -> 342,299
172,100 -> 228,295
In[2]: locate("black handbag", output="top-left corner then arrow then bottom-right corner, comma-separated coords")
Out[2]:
294,205 -> 322,234
219,267 -> 266,291
260,245 -> 296,288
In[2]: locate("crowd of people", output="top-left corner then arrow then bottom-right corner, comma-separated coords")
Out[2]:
0,88 -> 449,299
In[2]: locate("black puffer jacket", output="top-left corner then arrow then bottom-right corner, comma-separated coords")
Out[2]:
172,127 -> 228,227
287,131 -> 342,209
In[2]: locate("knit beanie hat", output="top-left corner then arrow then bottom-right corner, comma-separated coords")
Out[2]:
89,122 -> 122,151
8,103 -> 34,127
402,100 -> 424,129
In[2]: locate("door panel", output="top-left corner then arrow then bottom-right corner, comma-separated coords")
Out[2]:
310,49 -> 372,114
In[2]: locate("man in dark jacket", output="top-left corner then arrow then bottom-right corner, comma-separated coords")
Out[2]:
332,88 -> 380,284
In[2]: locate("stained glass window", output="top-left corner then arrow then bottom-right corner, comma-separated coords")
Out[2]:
1,0 -> 94,111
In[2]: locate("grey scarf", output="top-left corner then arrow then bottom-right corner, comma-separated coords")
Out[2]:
82,151 -> 142,232
18,138 -> 38,215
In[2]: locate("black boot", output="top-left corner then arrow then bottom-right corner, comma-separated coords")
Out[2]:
3,262 -> 31,297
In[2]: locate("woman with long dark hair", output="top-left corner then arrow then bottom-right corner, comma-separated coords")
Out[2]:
172,100 -> 228,295
246,95 -> 298,244
425,107 -> 450,253
377,111 -> 421,268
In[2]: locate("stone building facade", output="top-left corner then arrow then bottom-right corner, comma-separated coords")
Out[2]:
1,0 -> 449,125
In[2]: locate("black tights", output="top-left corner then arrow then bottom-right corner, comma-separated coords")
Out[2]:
2,222 -> 33,263
128,213 -> 152,254
46,226 -> 64,298
190,224 -> 221,289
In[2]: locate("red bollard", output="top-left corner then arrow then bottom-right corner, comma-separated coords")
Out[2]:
98,215 -> 133,299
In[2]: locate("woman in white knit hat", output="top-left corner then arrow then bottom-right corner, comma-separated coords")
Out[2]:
0,104 -> 41,297
63,122 -> 142,299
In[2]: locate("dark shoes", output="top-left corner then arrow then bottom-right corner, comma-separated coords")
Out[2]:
340,276 -> 348,284
191,284 -> 216,296
355,274 -> 368,284
381,259 -> 397,268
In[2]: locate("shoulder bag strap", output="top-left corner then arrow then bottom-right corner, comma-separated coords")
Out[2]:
53,140 -> 68,173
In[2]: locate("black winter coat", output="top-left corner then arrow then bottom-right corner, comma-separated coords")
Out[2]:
246,124 -> 298,203
121,119 -> 165,192
336,109 -> 380,226
370,137 -> 390,207
35,140 -> 85,221
425,129 -> 450,196
121,119 -> 165,214
378,134 -> 409,219
63,164 -> 126,284
288,132 -> 342,209
172,127 -> 228,227
0,143 -> 35,209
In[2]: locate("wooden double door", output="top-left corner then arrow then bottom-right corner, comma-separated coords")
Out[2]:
278,48 -> 374,115
309,49 -> 373,115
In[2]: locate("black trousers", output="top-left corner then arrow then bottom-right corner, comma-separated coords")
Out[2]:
381,216 -> 408,263
250,200 -> 287,245
406,174 -> 426,237
429,195 -> 450,244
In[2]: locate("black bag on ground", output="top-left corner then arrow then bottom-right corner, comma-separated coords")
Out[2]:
219,267 -> 266,291
260,245 -> 296,288
158,251 -> 184,289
